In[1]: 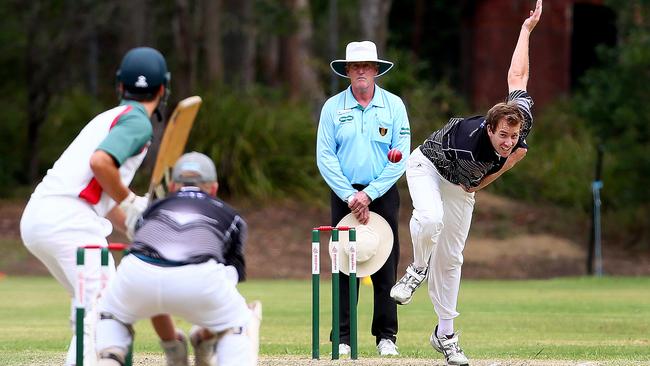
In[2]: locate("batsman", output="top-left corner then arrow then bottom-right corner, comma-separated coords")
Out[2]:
20,46 -> 170,366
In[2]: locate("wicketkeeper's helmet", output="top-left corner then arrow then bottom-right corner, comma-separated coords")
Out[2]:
116,47 -> 171,101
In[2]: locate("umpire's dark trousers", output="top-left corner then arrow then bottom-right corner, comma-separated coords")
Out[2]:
330,184 -> 400,345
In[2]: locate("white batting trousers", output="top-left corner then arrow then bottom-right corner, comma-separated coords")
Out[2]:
20,196 -> 115,366
406,147 -> 475,320
96,255 -> 252,366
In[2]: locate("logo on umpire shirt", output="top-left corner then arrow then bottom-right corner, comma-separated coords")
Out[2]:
379,127 -> 388,136
339,115 -> 353,123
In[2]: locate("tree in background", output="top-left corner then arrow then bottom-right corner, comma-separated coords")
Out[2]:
571,0 -> 650,246
575,1 -> 649,209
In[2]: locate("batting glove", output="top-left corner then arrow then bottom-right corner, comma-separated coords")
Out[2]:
119,191 -> 148,240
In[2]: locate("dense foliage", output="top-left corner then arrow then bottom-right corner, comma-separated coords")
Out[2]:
188,87 -> 324,200
0,1 -> 648,245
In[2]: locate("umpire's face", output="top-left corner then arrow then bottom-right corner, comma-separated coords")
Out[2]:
346,62 -> 378,92
488,118 -> 521,157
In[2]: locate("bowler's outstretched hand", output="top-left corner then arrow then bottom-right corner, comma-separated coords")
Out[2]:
523,0 -> 542,32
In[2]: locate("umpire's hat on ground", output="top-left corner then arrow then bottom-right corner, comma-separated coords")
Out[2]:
172,152 -> 217,185
329,212 -> 394,277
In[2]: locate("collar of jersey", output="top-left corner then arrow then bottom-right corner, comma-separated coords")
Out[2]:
119,99 -> 148,116
344,85 -> 386,110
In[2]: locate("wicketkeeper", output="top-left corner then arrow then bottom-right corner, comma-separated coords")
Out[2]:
95,152 -> 258,366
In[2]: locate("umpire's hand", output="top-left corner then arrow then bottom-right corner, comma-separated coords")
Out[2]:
348,191 -> 371,225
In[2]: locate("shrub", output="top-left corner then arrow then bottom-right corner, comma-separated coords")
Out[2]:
189,86 -> 326,201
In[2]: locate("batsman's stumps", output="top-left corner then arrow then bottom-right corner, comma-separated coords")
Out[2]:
75,243 -> 132,366
311,226 -> 358,360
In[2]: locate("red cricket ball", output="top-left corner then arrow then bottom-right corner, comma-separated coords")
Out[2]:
387,148 -> 403,163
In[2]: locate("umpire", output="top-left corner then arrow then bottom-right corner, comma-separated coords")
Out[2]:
316,40 -> 411,356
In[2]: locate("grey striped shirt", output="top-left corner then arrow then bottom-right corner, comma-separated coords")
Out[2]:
131,187 -> 247,280
420,90 -> 533,188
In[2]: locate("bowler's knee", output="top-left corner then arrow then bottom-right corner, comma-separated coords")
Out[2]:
446,252 -> 464,270
413,211 -> 444,237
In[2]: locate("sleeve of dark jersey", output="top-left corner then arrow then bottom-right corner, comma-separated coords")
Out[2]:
225,216 -> 247,282
507,90 -> 534,149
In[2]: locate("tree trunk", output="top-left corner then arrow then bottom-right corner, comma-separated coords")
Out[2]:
289,0 -> 324,104
203,0 -> 224,84
359,0 -> 392,55
223,0 -> 256,90
328,0 -> 339,95
118,0 -> 151,49
259,34 -> 280,87
172,0 -> 198,99
411,0 -> 425,59
24,2 -> 54,183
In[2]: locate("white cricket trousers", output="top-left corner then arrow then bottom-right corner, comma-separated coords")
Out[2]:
96,255 -> 252,366
20,195 -> 115,366
406,147 -> 475,320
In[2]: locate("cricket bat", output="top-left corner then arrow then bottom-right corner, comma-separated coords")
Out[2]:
147,96 -> 202,200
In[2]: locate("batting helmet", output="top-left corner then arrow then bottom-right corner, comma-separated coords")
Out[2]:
116,47 -> 170,101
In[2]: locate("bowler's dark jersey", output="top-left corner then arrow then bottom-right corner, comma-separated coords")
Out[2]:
420,90 -> 533,188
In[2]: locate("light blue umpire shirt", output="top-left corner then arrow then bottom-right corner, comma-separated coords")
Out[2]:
317,84 -> 411,202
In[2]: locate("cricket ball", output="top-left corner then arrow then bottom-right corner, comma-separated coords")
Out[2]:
387,148 -> 403,163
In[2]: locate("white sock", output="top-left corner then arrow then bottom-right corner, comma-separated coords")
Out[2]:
437,318 -> 454,338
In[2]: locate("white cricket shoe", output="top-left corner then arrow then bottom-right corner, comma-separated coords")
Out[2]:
189,326 -> 218,366
390,263 -> 428,305
338,343 -> 351,356
160,329 -> 189,366
377,338 -> 399,356
430,326 -> 469,366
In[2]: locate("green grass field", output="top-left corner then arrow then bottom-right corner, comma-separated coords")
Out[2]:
0,276 -> 649,365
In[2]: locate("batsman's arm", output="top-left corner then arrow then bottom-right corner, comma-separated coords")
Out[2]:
89,150 -> 131,203
508,0 -> 542,92
106,206 -> 127,234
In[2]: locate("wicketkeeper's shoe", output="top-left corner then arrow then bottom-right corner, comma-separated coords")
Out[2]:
430,326 -> 469,366
377,338 -> 399,356
189,326 -> 218,366
338,343 -> 351,356
160,329 -> 189,366
390,263 -> 428,305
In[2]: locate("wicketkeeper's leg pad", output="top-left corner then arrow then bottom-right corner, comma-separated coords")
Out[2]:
96,312 -> 134,362
246,300 -> 262,366
97,346 -> 125,366
215,328 -> 252,366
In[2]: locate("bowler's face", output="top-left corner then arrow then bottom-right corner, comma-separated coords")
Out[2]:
488,119 -> 521,157
346,62 -> 378,90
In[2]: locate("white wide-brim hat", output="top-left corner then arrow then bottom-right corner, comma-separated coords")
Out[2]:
328,212 -> 394,277
330,41 -> 394,78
